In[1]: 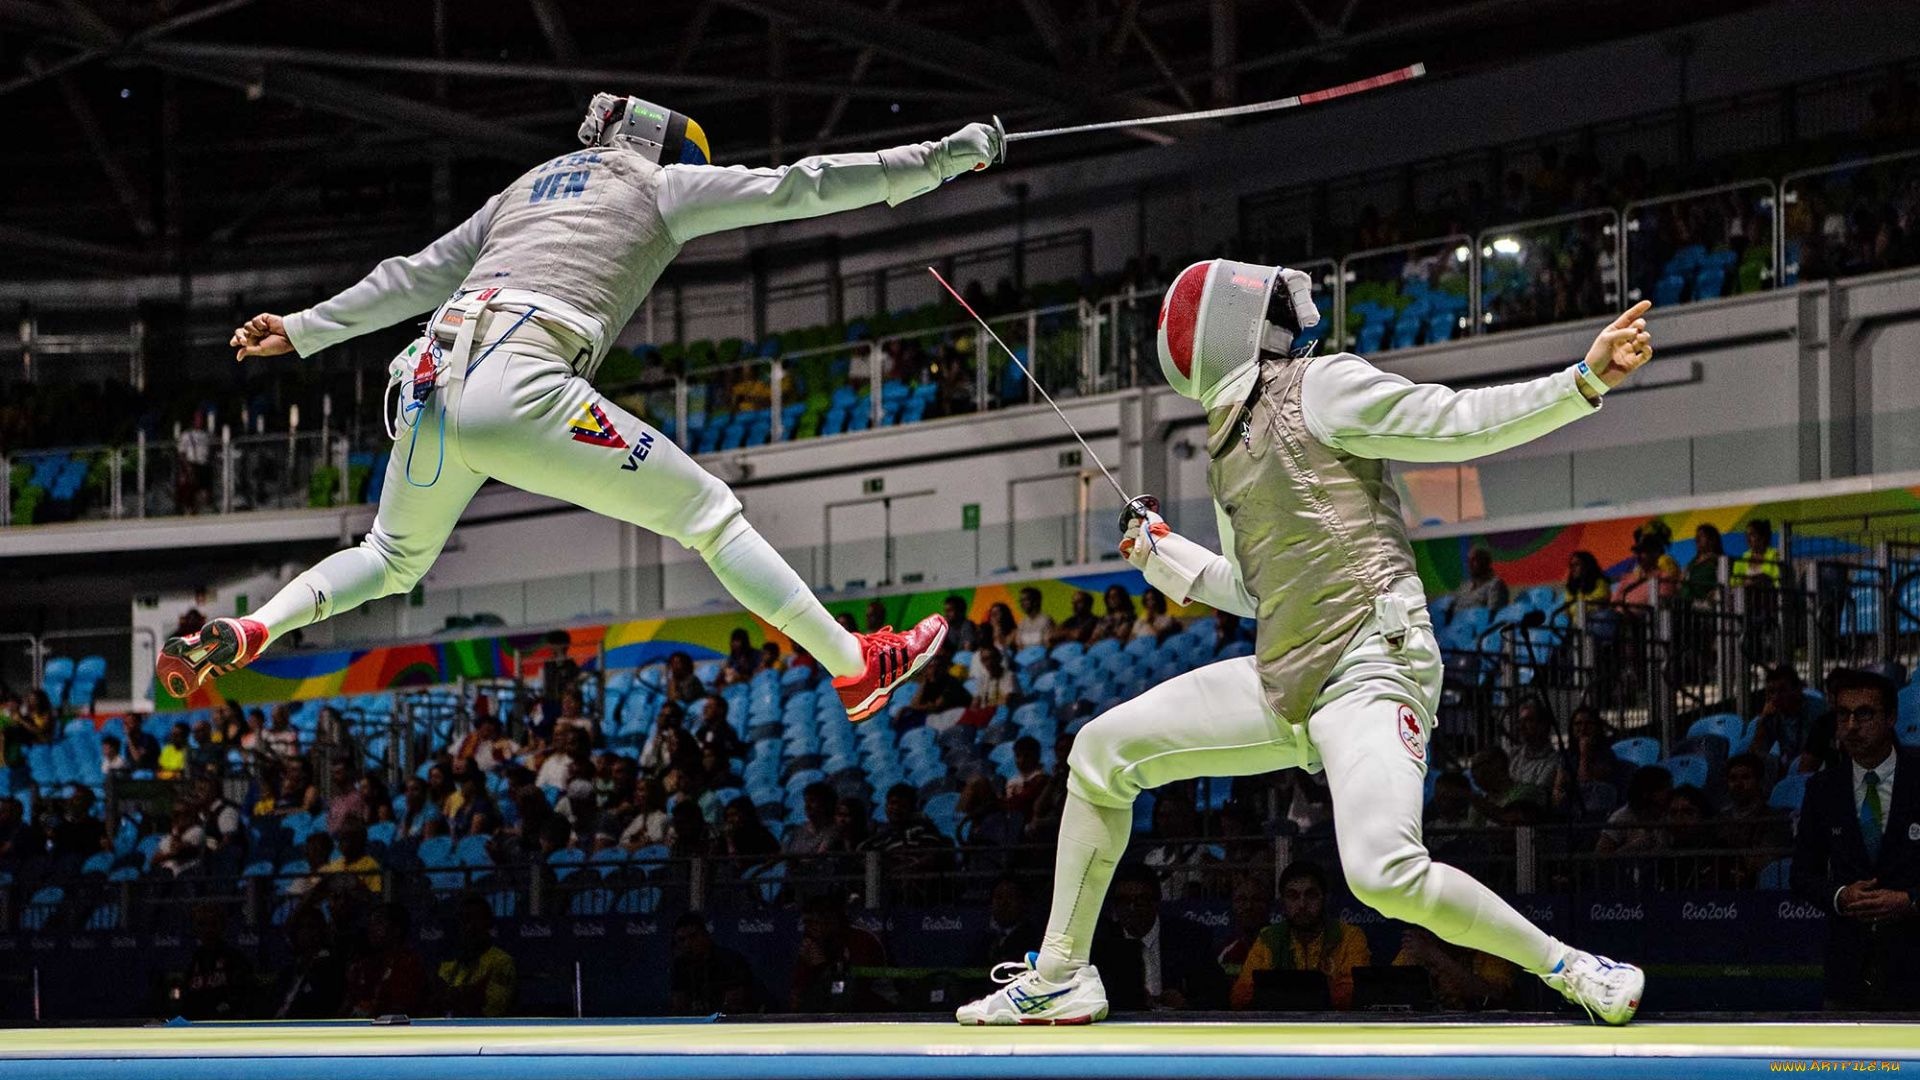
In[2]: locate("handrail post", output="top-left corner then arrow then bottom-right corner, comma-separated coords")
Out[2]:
770,358 -> 784,442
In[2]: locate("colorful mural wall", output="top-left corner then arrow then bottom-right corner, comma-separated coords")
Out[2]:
163,482 -> 1920,711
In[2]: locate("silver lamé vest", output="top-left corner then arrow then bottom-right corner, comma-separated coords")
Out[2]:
458,147 -> 681,376
1205,352 -> 1421,723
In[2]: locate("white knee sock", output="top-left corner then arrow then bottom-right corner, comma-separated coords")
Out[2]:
249,549 -> 387,644
698,515 -> 863,677
1390,857 -> 1565,974
1035,793 -> 1133,982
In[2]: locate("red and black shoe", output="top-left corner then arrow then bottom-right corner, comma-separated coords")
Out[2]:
156,617 -> 270,698
833,613 -> 949,723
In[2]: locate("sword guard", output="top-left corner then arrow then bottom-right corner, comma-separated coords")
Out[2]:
991,114 -> 1006,164
1119,493 -> 1161,536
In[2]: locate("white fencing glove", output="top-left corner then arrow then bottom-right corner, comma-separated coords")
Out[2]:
936,122 -> 1001,179
1119,510 -> 1168,569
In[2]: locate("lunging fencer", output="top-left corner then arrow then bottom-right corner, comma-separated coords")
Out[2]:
957,263 -> 1656,1025
158,95 -> 1003,718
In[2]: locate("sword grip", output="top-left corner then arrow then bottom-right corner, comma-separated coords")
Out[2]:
1119,494 -> 1161,537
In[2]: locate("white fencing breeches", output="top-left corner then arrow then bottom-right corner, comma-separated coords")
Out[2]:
1042,619 -> 1562,979
251,315 -> 861,676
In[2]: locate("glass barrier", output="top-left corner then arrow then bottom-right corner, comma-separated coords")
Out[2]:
1781,148 -> 1920,285
1623,180 -> 1778,308
1477,209 -> 1622,334
1338,237 -> 1472,355
682,357 -> 780,454
224,432 -> 342,514
1394,411 -> 1828,526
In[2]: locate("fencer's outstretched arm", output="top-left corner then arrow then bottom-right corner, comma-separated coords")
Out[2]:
1122,508 -> 1257,618
1302,302 -> 1654,463
278,196 -> 503,358
657,123 -> 1000,242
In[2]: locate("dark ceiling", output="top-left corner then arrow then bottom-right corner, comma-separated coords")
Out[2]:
0,0 -> 1769,280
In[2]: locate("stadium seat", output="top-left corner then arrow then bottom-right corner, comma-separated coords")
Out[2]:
1687,713 -> 1752,755
1661,753 -> 1711,791
1767,771 -> 1809,814
1611,737 -> 1661,769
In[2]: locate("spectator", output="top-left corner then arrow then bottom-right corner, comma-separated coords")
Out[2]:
1450,547 -> 1510,613
447,769 -> 501,837
175,905 -> 253,1020
667,799 -> 708,856
1468,747 -> 1545,819
395,777 -> 443,840
671,912 -> 761,1014
1662,784 -> 1730,889
664,652 -> 706,705
1132,587 -> 1182,642
189,775 -> 244,854
122,714 -> 162,772
1564,550 -> 1611,608
1504,698 -> 1566,795
760,640 -> 785,675
1424,770 -> 1483,831
967,644 -> 1017,713
942,595 -> 983,652
1682,524 -> 1726,603
1596,766 -> 1673,856
325,761 -> 370,833
157,722 -> 193,778
1090,584 -> 1137,643
99,735 -> 126,775
1212,608 -> 1247,650
286,832 -> 336,897
50,788 -> 107,859
437,895 -> 517,1018
1555,705 -> 1625,812
1230,860 -> 1370,1010
342,903 -> 430,1019
187,719 -> 224,776
1720,752 -> 1790,877
781,782 -> 840,857
315,706 -> 359,765
0,692 -> 23,767
1003,736 -> 1050,817
1013,587 -> 1054,649
271,906 -> 346,1019
713,796 -> 780,867
618,776 -> 672,850
1791,666 -> 1920,1008
1093,862 -> 1228,1011
1049,591 -> 1098,646
1216,876 -> 1274,981
833,612 -> 859,636
639,701 -> 689,772
1025,732 -> 1075,840
1732,519 -> 1784,588
322,822 -> 384,895
1142,789 -> 1216,901
978,876 -> 1042,966
591,756 -> 642,843
17,689 -> 56,746
215,701 -> 248,747
863,784 -> 954,897
454,716 -> 519,775
552,690 -> 596,745
174,414 -> 213,514
1752,664 -> 1825,772
0,797 -> 25,870
981,603 -> 1018,652
1391,925 -> 1516,1011
864,600 -> 889,634
834,797 -> 870,851
693,697 -> 747,762
903,657 -> 969,728
258,759 -> 321,817
263,705 -> 301,761
720,628 -> 762,686
1612,529 -> 1680,605
790,894 -> 888,1011
955,776 -> 1022,873
536,727 -> 590,790
152,804 -> 208,877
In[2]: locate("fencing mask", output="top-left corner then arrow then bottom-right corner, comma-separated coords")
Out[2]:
1155,259 -> 1321,407
577,93 -> 712,166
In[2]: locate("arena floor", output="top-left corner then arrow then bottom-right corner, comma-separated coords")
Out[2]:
0,1017 -> 1916,1079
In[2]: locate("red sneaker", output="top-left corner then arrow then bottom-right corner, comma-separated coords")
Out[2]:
833,613 -> 950,723
156,617 -> 270,698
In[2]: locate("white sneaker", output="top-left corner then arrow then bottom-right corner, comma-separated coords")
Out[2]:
955,953 -> 1109,1025
1542,948 -> 1644,1025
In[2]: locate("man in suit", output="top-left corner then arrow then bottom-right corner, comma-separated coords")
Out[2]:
1791,666 -> 1920,1008
1090,862 -> 1228,1011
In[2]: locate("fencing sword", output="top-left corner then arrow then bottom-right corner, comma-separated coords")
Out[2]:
924,265 -> 1161,541
990,63 -> 1425,161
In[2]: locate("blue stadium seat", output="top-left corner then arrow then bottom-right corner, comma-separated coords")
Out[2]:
1687,713 -> 1752,756
1767,772 -> 1809,814
1662,753 -> 1711,790
1611,737 -> 1661,769
1757,857 -> 1792,890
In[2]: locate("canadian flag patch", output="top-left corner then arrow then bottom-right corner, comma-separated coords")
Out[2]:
1396,703 -> 1425,761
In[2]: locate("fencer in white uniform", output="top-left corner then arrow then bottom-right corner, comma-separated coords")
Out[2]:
957,263 -> 1655,1025
158,96 -> 990,719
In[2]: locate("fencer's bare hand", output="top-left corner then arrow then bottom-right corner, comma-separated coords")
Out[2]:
230,313 -> 293,362
1584,300 -> 1654,389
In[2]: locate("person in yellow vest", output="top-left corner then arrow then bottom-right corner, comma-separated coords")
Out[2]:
322,822 -> 384,895
437,895 -> 518,1018
1731,518 -> 1784,587
1231,861 -> 1372,1010
1391,925 -> 1516,1011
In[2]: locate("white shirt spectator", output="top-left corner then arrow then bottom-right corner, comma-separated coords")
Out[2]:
535,753 -> 575,790
619,809 -> 671,849
1014,614 -> 1054,650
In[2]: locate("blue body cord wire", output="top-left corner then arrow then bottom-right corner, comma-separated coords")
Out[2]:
402,308 -> 539,489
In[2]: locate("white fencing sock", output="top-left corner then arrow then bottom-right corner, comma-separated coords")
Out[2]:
698,514 -> 863,677
1035,793 -> 1133,982
248,549 -> 384,644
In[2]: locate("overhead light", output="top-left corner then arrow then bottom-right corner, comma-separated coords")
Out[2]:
1492,237 -> 1522,256
1453,245 -> 1470,263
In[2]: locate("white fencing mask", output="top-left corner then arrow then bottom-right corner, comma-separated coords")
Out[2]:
1155,259 -> 1321,407
577,93 -> 712,165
